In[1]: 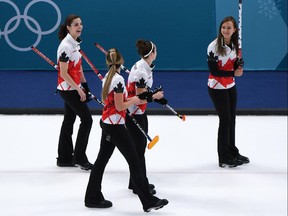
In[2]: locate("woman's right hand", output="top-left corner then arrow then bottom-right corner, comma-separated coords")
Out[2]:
77,88 -> 87,102
152,91 -> 164,100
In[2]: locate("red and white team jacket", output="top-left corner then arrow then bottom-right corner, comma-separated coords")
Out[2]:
102,72 -> 127,125
57,33 -> 82,91
126,58 -> 153,115
207,39 -> 237,89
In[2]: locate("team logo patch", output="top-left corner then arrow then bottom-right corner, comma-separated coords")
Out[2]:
114,82 -> 124,93
136,77 -> 147,88
208,51 -> 218,62
59,51 -> 69,62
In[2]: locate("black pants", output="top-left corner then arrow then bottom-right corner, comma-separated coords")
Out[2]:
208,86 -> 239,162
58,90 -> 93,163
125,113 -> 149,188
85,123 -> 158,209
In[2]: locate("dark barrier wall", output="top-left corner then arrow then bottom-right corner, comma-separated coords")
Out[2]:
0,70 -> 287,113
1,0 -> 287,71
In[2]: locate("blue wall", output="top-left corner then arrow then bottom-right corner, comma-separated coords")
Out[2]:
215,0 -> 287,70
0,0 -> 215,70
1,0 -> 287,70
0,0 -> 287,111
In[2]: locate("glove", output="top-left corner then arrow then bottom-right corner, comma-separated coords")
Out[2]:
137,91 -> 153,102
234,58 -> 244,69
81,82 -> 90,92
137,86 -> 164,103
154,98 -> 168,105
81,82 -> 92,102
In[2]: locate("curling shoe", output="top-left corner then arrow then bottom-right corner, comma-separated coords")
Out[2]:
75,161 -> 93,171
133,187 -> 156,195
56,158 -> 76,167
219,158 -> 243,168
130,183 -> 156,195
85,200 -> 112,208
149,184 -> 155,189
56,161 -> 76,167
237,154 -> 250,164
129,183 -> 155,190
144,199 -> 169,212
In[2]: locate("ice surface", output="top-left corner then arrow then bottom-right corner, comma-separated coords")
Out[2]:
0,115 -> 287,216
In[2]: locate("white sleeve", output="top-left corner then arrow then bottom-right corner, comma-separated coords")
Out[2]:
111,75 -> 125,93
207,40 -> 217,56
57,43 -> 71,63
134,70 -> 149,88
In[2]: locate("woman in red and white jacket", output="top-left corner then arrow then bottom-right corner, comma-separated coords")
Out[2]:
207,16 -> 249,168
126,40 -> 165,195
84,48 -> 168,212
56,14 -> 93,170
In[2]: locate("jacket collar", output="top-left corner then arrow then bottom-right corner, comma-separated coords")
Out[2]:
66,33 -> 82,48
140,58 -> 155,71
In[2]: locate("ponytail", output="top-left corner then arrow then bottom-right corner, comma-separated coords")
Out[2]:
101,49 -> 124,101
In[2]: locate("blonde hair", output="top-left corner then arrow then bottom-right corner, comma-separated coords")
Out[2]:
101,48 -> 124,101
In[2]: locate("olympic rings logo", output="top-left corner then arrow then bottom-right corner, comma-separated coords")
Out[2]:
0,0 -> 61,51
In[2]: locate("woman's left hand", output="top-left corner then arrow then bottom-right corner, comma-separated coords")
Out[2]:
235,68 -> 243,77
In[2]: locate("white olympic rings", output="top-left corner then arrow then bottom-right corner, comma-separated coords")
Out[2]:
0,0 -> 61,51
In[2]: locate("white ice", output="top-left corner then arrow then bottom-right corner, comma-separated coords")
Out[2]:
0,115 -> 287,216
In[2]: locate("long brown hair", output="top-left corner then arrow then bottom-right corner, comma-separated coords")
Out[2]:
58,14 -> 80,41
216,16 -> 239,56
101,48 -> 124,101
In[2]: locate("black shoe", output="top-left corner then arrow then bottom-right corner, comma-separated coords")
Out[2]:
144,199 -> 169,212
133,187 -> 156,195
237,154 -> 250,164
219,158 -> 243,168
149,188 -> 156,195
149,184 -> 155,190
85,200 -> 112,208
130,183 -> 156,195
129,183 -> 155,189
56,160 -> 76,167
75,162 -> 93,170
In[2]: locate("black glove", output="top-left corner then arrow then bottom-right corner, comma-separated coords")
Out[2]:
234,58 -> 244,69
137,86 -> 164,103
137,91 -> 153,102
81,82 -> 92,102
81,82 -> 90,92
154,98 -> 168,105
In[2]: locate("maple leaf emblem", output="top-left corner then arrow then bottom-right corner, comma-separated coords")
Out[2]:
207,51 -> 218,62
136,77 -> 147,88
114,82 -> 124,93
59,51 -> 69,62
